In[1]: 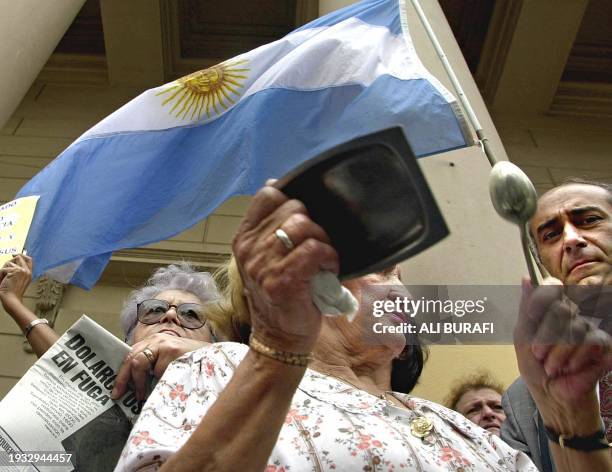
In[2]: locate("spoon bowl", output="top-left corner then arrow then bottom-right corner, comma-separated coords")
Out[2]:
489,161 -> 540,284
489,161 -> 538,225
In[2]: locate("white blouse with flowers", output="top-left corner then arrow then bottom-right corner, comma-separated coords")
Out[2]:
115,343 -> 537,472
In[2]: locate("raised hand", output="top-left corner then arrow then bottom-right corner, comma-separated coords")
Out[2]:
0,254 -> 33,311
232,184 -> 338,355
514,277 -> 611,433
112,334 -> 209,401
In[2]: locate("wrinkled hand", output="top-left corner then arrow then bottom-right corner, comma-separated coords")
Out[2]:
514,277 -> 612,431
233,185 -> 339,354
0,254 -> 33,308
112,334 -> 208,401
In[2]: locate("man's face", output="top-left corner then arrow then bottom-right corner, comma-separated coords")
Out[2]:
455,388 -> 506,436
530,184 -> 612,286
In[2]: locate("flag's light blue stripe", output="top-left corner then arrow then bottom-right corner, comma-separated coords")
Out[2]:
297,0 -> 402,36
72,253 -> 112,289
19,75 -> 465,288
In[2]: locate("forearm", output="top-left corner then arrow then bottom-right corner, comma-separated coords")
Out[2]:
160,349 -> 305,472
537,392 -> 612,472
1,294 -> 59,357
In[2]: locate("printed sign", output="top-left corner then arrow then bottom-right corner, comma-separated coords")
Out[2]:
0,196 -> 39,266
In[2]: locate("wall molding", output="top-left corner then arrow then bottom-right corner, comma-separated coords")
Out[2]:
475,0 -> 523,105
160,0 -> 319,81
550,81 -> 612,118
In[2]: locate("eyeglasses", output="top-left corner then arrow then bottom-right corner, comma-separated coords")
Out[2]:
136,299 -> 207,329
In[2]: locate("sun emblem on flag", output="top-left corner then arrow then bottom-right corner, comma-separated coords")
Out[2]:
157,59 -> 249,120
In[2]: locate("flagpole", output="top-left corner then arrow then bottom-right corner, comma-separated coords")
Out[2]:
409,0 -> 498,167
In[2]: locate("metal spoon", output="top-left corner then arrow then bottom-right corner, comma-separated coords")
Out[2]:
489,161 -> 540,285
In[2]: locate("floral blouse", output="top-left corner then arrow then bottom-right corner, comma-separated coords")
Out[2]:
115,343 -> 537,471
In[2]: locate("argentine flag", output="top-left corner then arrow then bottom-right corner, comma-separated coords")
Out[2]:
17,0 -> 473,288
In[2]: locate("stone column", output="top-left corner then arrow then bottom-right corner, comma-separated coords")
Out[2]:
0,0 -> 85,128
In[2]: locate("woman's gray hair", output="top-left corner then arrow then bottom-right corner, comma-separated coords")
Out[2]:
120,262 -> 220,343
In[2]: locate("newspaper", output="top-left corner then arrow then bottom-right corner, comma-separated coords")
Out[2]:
0,316 -> 144,471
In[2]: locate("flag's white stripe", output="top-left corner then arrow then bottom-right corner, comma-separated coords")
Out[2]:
242,18 -> 429,96
45,259 -> 82,284
397,0 -> 453,103
80,17 -> 451,140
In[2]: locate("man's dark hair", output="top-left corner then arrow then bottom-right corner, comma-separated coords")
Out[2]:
553,178 -> 612,204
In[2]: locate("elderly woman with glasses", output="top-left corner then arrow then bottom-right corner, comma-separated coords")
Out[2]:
111,262 -> 221,401
0,256 -> 221,401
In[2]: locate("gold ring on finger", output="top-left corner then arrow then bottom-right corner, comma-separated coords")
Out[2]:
142,347 -> 156,366
275,228 -> 294,251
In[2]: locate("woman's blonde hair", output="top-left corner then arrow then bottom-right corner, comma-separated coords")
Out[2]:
207,256 -> 251,342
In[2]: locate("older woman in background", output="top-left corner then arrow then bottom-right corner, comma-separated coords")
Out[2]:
116,185 -> 537,471
445,371 -> 506,437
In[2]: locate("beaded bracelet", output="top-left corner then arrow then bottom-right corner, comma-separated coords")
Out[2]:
249,333 -> 312,367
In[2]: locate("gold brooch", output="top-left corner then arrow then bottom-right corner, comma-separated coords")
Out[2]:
410,416 -> 433,438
